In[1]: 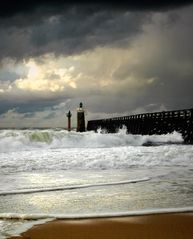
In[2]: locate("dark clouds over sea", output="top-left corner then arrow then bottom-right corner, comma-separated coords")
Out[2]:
0,0 -> 193,127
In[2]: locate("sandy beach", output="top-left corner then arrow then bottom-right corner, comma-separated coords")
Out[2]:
9,213 -> 193,239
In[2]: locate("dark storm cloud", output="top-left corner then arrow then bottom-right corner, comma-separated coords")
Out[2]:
0,0 -> 192,60
111,7 -> 193,111
1,0 -> 193,18
0,1 -> 193,126
0,8 -> 146,60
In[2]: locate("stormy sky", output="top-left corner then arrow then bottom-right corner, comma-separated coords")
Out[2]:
0,0 -> 193,128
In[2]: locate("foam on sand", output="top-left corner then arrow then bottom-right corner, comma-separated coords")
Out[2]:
1,206 -> 193,220
7,208 -> 193,239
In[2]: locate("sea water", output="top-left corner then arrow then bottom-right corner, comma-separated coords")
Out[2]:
0,129 -> 193,238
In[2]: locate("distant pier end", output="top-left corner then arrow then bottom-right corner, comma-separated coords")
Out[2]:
87,108 -> 193,144
77,102 -> 85,132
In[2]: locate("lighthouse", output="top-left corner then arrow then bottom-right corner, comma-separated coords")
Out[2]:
66,110 -> 72,131
77,102 -> 85,132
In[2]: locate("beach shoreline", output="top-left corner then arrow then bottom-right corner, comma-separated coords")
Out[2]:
9,212 -> 193,239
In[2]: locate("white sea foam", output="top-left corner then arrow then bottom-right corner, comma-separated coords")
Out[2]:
1,143 -> 193,174
0,218 -> 53,239
0,142 -> 192,174
0,129 -> 183,153
0,207 -> 193,220
0,129 -> 186,173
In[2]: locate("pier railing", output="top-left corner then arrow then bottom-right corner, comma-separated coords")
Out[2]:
87,108 -> 193,143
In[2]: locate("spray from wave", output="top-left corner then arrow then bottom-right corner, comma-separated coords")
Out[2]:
0,128 -> 183,153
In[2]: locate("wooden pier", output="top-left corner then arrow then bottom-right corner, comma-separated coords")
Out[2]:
87,108 -> 193,143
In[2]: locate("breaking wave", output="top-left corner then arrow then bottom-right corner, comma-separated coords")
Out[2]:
0,129 -> 183,153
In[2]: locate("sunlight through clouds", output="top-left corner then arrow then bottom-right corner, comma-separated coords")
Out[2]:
15,58 -> 77,92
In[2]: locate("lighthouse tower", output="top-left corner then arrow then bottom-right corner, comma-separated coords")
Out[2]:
77,102 -> 85,132
66,110 -> 72,131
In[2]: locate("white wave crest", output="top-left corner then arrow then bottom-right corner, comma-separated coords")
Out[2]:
0,129 -> 183,153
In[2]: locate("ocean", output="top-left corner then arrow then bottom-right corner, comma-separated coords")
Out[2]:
0,128 -> 193,238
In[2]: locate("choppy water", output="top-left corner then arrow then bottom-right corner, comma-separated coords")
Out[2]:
0,129 -> 193,238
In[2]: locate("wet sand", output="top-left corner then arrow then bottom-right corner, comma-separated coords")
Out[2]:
10,213 -> 193,239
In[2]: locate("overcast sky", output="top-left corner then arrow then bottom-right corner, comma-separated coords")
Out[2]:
0,0 -> 193,128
